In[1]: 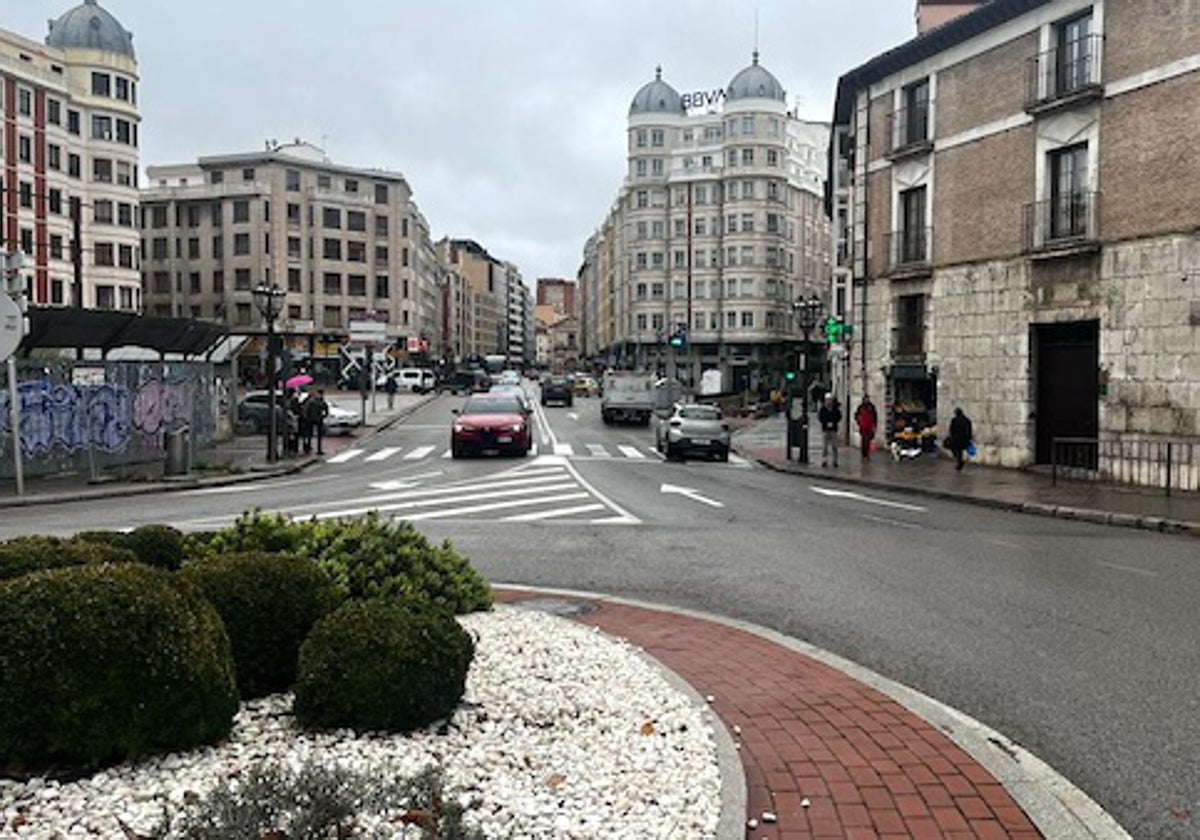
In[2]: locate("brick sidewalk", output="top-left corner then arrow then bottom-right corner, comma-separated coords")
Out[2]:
498,589 -> 1041,840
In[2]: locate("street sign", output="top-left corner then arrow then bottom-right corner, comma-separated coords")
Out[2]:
348,319 -> 387,345
0,293 -> 23,360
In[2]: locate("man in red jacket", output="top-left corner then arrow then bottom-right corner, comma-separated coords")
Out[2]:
854,395 -> 878,460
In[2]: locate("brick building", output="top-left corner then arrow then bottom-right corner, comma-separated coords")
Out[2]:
829,0 -> 1200,471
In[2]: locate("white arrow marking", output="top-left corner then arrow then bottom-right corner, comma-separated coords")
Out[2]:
660,482 -> 724,508
567,412 -> 579,420
810,486 -> 926,512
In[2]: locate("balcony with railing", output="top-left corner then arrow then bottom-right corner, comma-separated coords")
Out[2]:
1022,190 -> 1100,256
1025,35 -> 1103,114
883,227 -> 932,277
886,104 -> 933,160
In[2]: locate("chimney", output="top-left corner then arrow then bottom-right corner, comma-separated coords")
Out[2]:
915,0 -> 987,35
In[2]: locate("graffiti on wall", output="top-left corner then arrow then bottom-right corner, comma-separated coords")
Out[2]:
0,361 -> 217,478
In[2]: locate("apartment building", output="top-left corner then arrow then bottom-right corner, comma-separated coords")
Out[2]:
442,238 -> 505,360
830,0 -> 1200,468
582,56 -> 832,392
140,141 -> 420,350
0,0 -> 141,310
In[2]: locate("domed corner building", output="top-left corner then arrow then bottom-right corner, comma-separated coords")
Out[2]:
580,55 -> 833,394
0,1 -> 142,311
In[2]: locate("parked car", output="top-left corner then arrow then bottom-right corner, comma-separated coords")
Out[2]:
540,376 -> 574,407
655,403 -> 730,461
572,375 -> 600,397
450,393 -> 532,457
392,368 -> 436,393
237,391 -> 360,436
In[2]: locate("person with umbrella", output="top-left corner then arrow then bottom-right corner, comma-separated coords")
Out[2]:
304,388 -> 330,455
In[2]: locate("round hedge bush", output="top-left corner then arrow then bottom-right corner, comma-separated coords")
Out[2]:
178,551 -> 340,698
0,535 -> 139,582
294,598 -> 475,733
77,526 -> 186,571
0,563 -> 238,773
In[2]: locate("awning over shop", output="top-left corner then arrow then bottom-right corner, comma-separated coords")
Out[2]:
17,307 -> 229,359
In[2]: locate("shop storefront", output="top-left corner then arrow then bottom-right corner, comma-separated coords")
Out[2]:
884,364 -> 939,456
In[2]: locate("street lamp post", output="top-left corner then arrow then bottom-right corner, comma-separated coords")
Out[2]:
792,294 -> 823,465
252,284 -> 286,463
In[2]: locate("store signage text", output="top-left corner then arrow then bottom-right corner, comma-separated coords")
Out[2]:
681,88 -> 726,113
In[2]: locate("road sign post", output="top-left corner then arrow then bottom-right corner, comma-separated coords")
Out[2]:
2,251 -> 27,495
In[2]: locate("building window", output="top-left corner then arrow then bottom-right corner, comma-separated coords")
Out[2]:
115,119 -> 132,145
347,211 -> 366,232
741,312 -> 754,328
375,216 -> 389,237
1055,11 -> 1095,96
91,115 -> 112,141
118,203 -> 133,226
767,148 -> 779,167
17,135 -> 32,163
18,182 -> 32,209
741,213 -> 754,232
323,207 -> 341,228
402,247 -> 409,267
635,129 -> 647,148
897,186 -> 928,264
211,235 -> 223,257
92,158 -> 113,183
18,88 -> 32,116
47,98 -> 61,125
636,190 -> 648,209
94,200 -> 113,224
242,168 -> 255,182
47,143 -> 61,171
345,179 -> 358,193
375,275 -> 389,298
375,183 -> 388,204
66,108 -> 80,134
288,267 -> 302,292
741,148 -> 754,166
95,285 -> 115,310
347,274 -> 367,296
288,236 -> 302,259
375,245 -> 388,265
212,270 -> 224,293
189,272 -> 201,294
636,221 -> 647,240
233,233 -> 251,255
233,200 -> 250,223
116,161 -> 133,186
323,239 -> 342,260
67,153 -> 81,178
286,169 -> 301,191
636,313 -> 647,330
650,129 -> 664,147
347,241 -> 366,263
1049,143 -> 1089,239
115,76 -> 129,101
91,72 -> 111,96
651,159 -> 664,176
210,170 -> 224,185
323,273 -> 342,295
896,294 -> 925,357
93,243 -> 115,268
235,268 -> 251,290
119,244 -> 134,268
50,234 -> 64,260
152,272 -> 169,294
186,205 -> 200,227
188,238 -> 201,259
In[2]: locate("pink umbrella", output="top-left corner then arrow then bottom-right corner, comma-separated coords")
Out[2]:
285,373 -> 314,389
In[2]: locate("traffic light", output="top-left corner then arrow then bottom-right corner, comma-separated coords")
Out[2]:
823,315 -> 844,343
782,351 -> 797,382
668,322 -> 686,348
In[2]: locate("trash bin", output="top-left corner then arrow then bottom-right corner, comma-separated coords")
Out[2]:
164,426 -> 191,476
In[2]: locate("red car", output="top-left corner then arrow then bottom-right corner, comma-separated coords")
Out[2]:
450,393 -> 532,458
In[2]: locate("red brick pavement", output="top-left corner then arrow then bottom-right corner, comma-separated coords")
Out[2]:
497,589 -> 1042,840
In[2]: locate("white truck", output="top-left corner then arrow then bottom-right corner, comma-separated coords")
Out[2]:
600,371 -> 655,425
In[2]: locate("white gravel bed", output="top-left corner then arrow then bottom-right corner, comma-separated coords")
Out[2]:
0,606 -> 722,839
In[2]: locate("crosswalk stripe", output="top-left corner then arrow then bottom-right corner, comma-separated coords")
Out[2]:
729,453 -> 749,466
326,449 -> 363,464
618,445 -> 646,459
553,443 -> 574,456
404,445 -> 435,460
586,444 -> 610,457
365,447 -> 401,462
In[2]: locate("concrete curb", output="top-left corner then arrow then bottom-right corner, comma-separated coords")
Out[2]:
495,583 -> 1132,840
737,446 -> 1200,538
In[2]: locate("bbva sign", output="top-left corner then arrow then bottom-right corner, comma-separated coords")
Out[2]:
680,88 -> 726,112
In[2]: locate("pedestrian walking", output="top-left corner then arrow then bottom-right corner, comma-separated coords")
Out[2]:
946,407 -> 974,471
305,388 -> 330,455
298,391 -> 314,454
854,394 -> 878,460
818,392 -> 842,467
385,374 -> 398,409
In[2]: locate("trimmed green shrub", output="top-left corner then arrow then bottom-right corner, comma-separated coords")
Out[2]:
0,563 -> 238,773
186,510 -> 493,615
300,513 -> 493,614
294,598 -> 475,733
183,509 -> 304,559
178,551 -> 340,698
125,524 -> 186,570
0,535 -> 138,582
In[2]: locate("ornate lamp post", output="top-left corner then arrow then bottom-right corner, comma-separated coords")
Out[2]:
792,294 -> 823,465
251,284 -> 286,463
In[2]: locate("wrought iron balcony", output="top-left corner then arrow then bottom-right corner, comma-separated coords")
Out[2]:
1022,191 -> 1099,254
886,105 -> 933,159
884,227 -> 932,274
1026,35 -> 1103,113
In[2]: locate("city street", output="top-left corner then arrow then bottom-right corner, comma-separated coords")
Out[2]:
1,384 -> 1198,839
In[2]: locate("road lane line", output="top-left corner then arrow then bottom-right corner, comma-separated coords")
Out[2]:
402,491 -> 591,521
1095,560 -> 1157,577
326,449 -> 363,464
365,447 -> 402,462
858,513 -> 923,530
811,485 -> 926,512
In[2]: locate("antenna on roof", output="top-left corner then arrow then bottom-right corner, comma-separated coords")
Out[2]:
754,8 -> 760,59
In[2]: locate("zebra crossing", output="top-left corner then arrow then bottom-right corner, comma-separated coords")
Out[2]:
325,442 -> 750,466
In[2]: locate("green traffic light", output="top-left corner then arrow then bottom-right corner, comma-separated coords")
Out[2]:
783,371 -> 797,381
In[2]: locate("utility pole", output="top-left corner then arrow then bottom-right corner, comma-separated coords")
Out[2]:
2,251 -> 27,495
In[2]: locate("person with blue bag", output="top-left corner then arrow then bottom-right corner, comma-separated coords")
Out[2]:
946,407 -> 974,471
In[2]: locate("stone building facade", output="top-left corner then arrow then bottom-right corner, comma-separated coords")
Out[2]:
0,0 -> 141,310
830,0 -> 1200,475
582,56 -> 831,392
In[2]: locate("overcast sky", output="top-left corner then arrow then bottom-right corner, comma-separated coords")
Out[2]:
6,1 -> 915,285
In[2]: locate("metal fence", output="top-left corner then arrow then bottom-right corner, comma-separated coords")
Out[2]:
1051,436 -> 1200,496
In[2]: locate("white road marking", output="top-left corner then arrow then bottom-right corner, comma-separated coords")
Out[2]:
441,448 -> 452,458
660,482 -> 724,508
401,490 -> 592,521
313,481 -> 581,520
403,445 -> 436,460
618,445 -> 646,459
586,444 -> 610,457
810,485 -> 927,512
325,449 -> 364,464
567,412 -> 579,420
554,443 -> 575,456
503,503 -> 607,521
729,453 -> 749,466
365,447 -> 402,462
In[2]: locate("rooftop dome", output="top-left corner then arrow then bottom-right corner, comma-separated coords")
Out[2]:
629,66 -> 683,116
46,0 -> 135,59
726,52 -> 785,103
